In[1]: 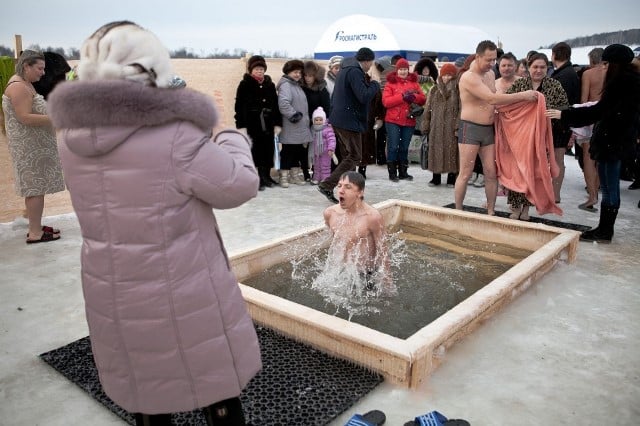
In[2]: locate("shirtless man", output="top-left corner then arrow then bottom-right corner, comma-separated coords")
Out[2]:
575,47 -> 606,209
455,40 -> 537,215
495,52 -> 521,94
323,171 -> 390,286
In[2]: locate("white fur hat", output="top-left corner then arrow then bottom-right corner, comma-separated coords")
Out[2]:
77,21 -> 174,88
312,106 -> 326,122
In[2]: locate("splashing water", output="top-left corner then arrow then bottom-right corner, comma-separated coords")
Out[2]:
289,229 -> 407,320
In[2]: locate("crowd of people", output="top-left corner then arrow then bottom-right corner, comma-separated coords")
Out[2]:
2,19 -> 639,424
231,40 -> 639,245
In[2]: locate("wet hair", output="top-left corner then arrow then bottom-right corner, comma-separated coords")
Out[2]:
588,48 -> 604,65
552,42 -> 572,62
498,52 -> 517,64
475,40 -> 497,55
15,50 -> 45,79
340,171 -> 365,193
528,52 -> 549,68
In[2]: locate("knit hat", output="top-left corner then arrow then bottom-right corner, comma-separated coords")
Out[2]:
454,56 -> 466,68
247,55 -> 267,72
395,58 -> 410,70
328,55 -> 343,69
77,21 -> 175,88
355,47 -> 375,62
440,63 -> 458,77
312,106 -> 326,122
602,44 -> 634,64
375,56 -> 394,73
282,59 -> 304,75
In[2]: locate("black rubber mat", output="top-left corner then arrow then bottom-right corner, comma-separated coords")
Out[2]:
40,325 -> 383,425
442,203 -> 590,232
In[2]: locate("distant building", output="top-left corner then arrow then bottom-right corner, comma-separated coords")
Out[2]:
314,14 -> 492,62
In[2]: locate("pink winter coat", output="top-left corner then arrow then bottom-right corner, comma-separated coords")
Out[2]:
48,80 -> 262,414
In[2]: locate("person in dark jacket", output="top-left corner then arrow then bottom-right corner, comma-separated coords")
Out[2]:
547,44 -> 640,243
318,47 -> 380,203
550,42 -> 580,203
234,55 -> 282,190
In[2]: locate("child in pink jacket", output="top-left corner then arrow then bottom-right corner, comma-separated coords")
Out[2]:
310,107 -> 336,184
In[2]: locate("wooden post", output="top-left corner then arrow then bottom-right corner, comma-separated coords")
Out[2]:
14,35 -> 22,58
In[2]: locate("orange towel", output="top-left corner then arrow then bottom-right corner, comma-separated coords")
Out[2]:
495,95 -> 562,216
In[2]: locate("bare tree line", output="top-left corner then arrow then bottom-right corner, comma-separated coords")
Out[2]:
0,45 -> 309,60
542,28 -> 640,49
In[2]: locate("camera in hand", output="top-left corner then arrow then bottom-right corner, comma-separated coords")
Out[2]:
407,103 -> 424,119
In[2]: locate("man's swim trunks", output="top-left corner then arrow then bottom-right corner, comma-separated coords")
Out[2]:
458,119 -> 495,147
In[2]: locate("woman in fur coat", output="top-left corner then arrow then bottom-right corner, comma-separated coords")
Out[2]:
382,58 -> 426,181
421,63 -> 460,187
47,21 -> 261,426
234,55 -> 282,190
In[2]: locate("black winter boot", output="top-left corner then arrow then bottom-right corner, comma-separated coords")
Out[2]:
580,205 -> 618,244
358,165 -> 367,179
428,173 -> 441,186
203,397 -> 246,426
134,413 -> 172,426
258,167 -> 272,190
398,162 -> 413,180
387,161 -> 399,182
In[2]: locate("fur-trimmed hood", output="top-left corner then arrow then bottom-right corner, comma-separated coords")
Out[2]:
385,71 -> 419,84
48,80 -> 218,156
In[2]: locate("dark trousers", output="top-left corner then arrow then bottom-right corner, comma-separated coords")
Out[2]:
280,144 -> 307,170
321,127 -> 362,190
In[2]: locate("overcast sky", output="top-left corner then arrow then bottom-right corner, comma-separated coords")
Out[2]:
2,0 -> 638,59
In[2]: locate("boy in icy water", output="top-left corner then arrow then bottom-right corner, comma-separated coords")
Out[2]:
323,171 -> 392,292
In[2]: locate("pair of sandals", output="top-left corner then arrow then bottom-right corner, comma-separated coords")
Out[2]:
26,225 -> 61,244
345,409 -> 469,426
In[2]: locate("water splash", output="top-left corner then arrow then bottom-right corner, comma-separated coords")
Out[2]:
290,229 -> 406,320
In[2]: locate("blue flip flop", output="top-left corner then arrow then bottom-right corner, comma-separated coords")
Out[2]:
403,410 -> 448,426
404,411 -> 470,426
345,409 -> 386,426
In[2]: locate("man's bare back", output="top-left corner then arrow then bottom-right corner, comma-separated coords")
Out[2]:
581,65 -> 605,103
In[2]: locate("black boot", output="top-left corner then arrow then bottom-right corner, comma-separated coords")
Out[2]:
398,162 -> 413,180
446,172 -> 457,187
357,165 -> 367,179
203,397 -> 246,426
580,205 -> 618,244
429,173 -> 441,186
260,167 -> 274,188
134,413 -> 172,426
387,161 -> 399,182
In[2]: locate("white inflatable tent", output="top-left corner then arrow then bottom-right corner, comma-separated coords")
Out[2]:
314,14 -> 493,62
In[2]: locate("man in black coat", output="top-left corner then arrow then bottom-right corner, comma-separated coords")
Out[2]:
317,47 -> 380,203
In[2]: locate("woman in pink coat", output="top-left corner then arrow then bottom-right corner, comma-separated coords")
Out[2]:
48,21 -> 261,425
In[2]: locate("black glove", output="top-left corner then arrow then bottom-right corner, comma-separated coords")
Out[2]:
288,111 -> 303,123
403,92 -> 416,103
